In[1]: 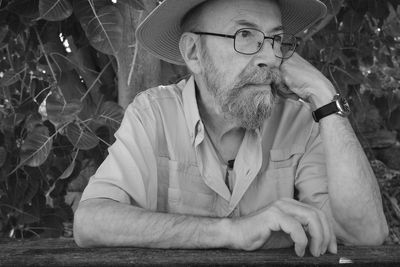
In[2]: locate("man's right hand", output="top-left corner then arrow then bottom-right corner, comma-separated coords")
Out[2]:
227,198 -> 337,257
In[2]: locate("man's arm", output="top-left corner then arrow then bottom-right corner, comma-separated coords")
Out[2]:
74,198 -> 336,257
74,198 -> 230,249
281,53 -> 388,245
319,115 -> 388,245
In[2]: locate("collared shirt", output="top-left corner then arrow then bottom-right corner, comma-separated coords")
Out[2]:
81,76 -> 328,217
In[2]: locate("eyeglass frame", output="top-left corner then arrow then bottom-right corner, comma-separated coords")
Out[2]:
192,28 -> 298,59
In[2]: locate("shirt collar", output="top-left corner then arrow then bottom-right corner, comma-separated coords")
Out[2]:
181,76 -> 202,145
181,76 -> 264,145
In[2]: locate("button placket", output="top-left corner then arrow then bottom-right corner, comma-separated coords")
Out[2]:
228,130 -> 263,212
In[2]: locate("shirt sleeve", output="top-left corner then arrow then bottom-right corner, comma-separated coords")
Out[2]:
295,122 -> 329,209
80,97 -> 158,211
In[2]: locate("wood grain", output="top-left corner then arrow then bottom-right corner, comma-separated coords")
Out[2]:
1,238 -> 400,266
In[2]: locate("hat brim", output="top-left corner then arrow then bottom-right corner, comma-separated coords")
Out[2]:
136,0 -> 327,65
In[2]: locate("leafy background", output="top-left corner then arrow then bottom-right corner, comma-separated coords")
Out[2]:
0,0 -> 399,243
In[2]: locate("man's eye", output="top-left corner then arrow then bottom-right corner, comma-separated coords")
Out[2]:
274,35 -> 283,43
239,30 -> 252,38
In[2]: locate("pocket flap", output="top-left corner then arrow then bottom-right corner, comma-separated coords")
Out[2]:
270,145 -> 305,161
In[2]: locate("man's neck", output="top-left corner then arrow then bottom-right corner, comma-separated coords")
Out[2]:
195,76 -> 245,163
195,77 -> 241,140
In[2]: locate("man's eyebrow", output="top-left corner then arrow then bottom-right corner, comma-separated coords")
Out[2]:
234,20 -> 284,33
234,20 -> 259,28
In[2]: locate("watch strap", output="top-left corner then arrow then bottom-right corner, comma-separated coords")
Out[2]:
312,101 -> 338,122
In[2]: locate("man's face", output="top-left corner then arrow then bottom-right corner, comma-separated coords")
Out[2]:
196,0 -> 285,129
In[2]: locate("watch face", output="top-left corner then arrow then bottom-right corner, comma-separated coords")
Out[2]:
337,97 -> 351,115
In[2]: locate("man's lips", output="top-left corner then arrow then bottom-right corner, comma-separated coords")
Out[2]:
245,83 -> 272,89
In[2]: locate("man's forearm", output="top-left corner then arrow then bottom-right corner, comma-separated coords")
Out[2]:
74,198 -> 231,248
320,115 -> 388,244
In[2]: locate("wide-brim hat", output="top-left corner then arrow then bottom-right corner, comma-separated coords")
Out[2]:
136,0 -> 327,65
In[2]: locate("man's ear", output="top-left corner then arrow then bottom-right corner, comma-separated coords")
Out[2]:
179,32 -> 202,74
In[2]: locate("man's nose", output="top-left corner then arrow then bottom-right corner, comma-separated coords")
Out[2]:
253,41 -> 280,68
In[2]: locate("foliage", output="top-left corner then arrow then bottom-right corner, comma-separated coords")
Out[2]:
0,0 -> 144,238
299,0 -> 400,243
300,0 -> 400,139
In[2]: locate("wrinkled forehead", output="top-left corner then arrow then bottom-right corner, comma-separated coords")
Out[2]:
195,0 -> 282,32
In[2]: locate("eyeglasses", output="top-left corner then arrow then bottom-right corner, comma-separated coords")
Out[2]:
192,28 -> 297,59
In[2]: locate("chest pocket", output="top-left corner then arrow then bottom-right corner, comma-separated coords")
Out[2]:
269,145 -> 305,169
265,145 -> 305,198
166,160 -> 216,216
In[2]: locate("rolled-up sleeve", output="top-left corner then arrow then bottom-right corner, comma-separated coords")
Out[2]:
80,97 -> 158,210
295,122 -> 329,209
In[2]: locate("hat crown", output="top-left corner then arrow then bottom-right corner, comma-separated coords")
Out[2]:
136,0 -> 327,65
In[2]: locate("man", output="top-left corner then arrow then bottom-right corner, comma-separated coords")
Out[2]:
74,0 -> 388,257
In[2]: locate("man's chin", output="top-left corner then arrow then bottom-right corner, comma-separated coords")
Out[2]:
236,105 -> 274,130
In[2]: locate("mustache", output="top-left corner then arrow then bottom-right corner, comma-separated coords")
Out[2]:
233,66 -> 282,91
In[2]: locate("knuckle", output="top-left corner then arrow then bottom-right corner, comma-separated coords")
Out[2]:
308,210 -> 319,221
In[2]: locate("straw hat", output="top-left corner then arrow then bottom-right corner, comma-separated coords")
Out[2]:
136,0 -> 327,65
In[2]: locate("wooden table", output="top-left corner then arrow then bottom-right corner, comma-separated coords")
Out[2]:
1,238 -> 400,266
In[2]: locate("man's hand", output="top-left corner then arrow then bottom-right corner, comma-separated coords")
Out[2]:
279,53 -> 336,109
228,198 -> 337,257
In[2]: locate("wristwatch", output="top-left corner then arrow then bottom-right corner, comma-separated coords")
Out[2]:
312,94 -> 351,122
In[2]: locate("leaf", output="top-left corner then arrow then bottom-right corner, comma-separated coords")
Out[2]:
367,73 -> 382,89
7,0 -> 39,18
96,101 -> 123,130
0,188 -> 5,198
342,9 -> 364,32
0,146 -> 6,167
66,122 -> 99,150
1,113 -> 25,132
86,5 -> 123,55
22,176 -> 40,205
59,160 -> 75,179
363,130 -> 397,149
42,42 -> 74,72
58,71 -> 87,101
67,159 -> 96,191
0,25 -> 8,44
117,0 -> 145,10
389,107 -> 400,130
59,151 -> 78,179
39,0 -> 73,21
25,113 -> 43,133
16,210 -> 40,225
73,0 -> 110,31
320,0 -> 342,15
0,70 -> 20,86
367,0 -> 389,20
46,93 -> 82,127
20,126 -> 53,167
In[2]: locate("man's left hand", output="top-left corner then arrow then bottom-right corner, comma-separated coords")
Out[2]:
279,53 -> 336,109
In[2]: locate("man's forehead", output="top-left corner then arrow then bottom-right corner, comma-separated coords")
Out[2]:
199,0 -> 282,31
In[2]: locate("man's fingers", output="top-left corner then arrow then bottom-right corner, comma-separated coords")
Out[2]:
317,209 -> 332,255
277,213 -> 308,257
298,210 -> 325,256
328,220 -> 338,254
313,206 -> 337,255
275,199 -> 333,257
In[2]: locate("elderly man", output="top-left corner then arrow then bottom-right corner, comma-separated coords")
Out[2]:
74,0 -> 388,257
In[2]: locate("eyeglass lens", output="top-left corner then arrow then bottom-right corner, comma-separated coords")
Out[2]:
234,29 -> 296,59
